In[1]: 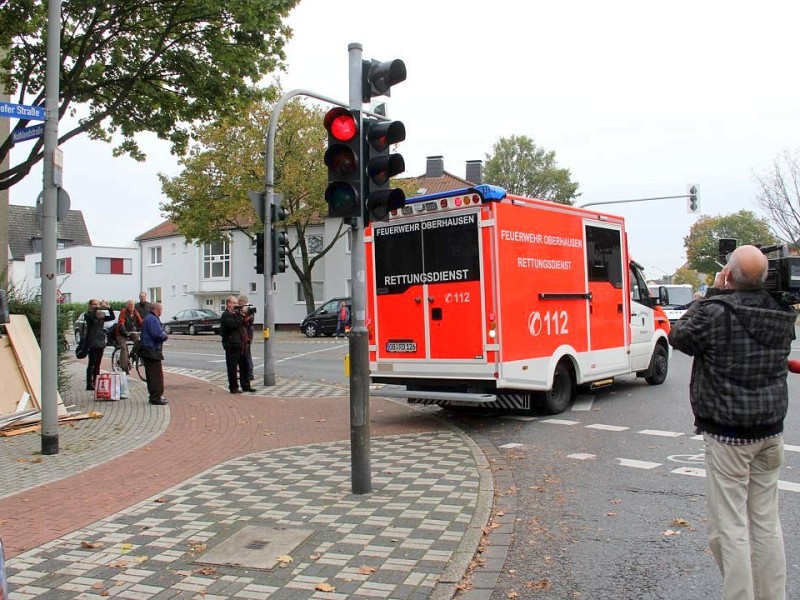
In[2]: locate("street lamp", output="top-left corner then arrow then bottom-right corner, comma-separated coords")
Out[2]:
650,265 -> 672,284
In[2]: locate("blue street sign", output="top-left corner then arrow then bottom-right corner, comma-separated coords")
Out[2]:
12,123 -> 45,144
0,100 -> 46,121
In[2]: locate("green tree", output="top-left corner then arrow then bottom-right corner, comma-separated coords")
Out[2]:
684,210 -> 776,275
0,0 -> 298,190
672,267 -> 701,289
160,96 -> 342,314
483,135 -> 580,204
754,148 -> 800,252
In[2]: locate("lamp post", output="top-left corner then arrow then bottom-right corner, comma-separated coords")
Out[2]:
650,265 -> 672,284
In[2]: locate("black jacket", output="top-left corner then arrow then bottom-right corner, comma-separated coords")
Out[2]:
669,288 -> 796,438
220,309 -> 245,349
84,307 -> 115,349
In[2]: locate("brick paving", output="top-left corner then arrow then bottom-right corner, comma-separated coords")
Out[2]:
0,361 -> 498,599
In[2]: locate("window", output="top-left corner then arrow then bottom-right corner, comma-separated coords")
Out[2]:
171,285 -> 176,296
182,284 -> 188,295
203,240 -> 230,279
35,262 -> 41,278
148,287 -> 162,302
96,257 -> 132,274
296,281 -> 324,302
171,242 -> 176,254
585,225 -> 623,288
306,234 -> 323,257
250,282 -> 257,293
57,257 -> 72,275
149,246 -> 162,265
182,242 -> 188,253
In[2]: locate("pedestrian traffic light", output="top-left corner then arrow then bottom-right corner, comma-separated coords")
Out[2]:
271,229 -> 289,275
687,184 -> 699,213
362,59 -> 407,103
324,107 -> 361,218
363,117 -> 406,223
254,233 -> 264,274
270,194 -> 287,223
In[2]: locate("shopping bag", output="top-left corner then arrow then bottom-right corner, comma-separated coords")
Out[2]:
95,373 -> 112,400
118,372 -> 130,399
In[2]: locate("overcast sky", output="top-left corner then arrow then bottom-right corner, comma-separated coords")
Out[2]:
10,0 -> 800,280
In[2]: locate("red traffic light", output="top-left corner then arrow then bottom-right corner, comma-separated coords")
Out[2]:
325,145 -> 357,177
324,107 -> 357,142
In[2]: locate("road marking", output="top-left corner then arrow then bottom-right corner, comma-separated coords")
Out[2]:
785,444 -> 800,453
568,453 -> 596,460
542,419 -> 581,426
501,416 -> 538,422
276,345 -> 346,363
638,429 -> 684,438
586,424 -> 629,432
779,480 -> 800,493
671,467 -> 705,477
571,397 -> 594,411
499,443 -> 524,449
618,458 -> 662,469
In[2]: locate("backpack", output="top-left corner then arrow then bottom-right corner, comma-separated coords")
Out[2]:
75,314 -> 89,359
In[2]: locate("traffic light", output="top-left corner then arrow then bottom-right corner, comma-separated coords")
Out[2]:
362,59 -> 407,103
254,233 -> 264,274
324,107 -> 361,218
270,194 -> 287,223
271,229 -> 289,275
363,117 -> 406,223
687,184 -> 699,213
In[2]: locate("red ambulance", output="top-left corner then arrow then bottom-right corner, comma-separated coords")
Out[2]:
365,185 -> 671,414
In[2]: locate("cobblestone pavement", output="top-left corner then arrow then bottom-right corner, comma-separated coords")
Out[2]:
0,361 -> 498,599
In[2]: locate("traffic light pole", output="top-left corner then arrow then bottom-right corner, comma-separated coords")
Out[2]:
347,43 -> 371,495
578,193 -> 692,208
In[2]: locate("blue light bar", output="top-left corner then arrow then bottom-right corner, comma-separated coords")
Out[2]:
404,185 -> 507,205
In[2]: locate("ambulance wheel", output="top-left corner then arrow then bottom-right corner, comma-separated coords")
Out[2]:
645,344 -> 669,385
536,361 -> 575,415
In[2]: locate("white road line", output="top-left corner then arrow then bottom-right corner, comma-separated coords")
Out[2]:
571,397 -> 594,411
276,345 -> 346,363
499,443 -> 524,449
779,480 -> 800,493
542,419 -> 581,426
586,424 -> 629,432
785,444 -> 800,453
501,416 -> 538,422
618,458 -> 662,469
671,467 -> 706,477
568,453 -> 596,460
638,429 -> 684,438
690,434 -> 704,441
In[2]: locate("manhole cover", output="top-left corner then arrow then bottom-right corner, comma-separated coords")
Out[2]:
197,524 -> 315,570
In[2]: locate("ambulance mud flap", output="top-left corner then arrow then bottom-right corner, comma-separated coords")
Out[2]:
369,388 -> 497,404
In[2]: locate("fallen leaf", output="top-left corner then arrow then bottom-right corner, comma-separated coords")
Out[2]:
315,582 -> 335,592
109,560 -> 129,568
358,566 -> 376,575
119,543 -> 133,552
525,579 -> 552,590
671,517 -> 691,528
507,592 -> 520,599
276,554 -> 293,567
662,529 -> 681,537
81,540 -> 104,549
134,556 -> 148,563
154,497 -> 170,503
92,582 -> 105,589
263,432 -> 275,436
189,543 -> 207,554
309,553 -> 321,560
606,512 -> 617,517
194,566 -> 217,576
316,419 -> 327,423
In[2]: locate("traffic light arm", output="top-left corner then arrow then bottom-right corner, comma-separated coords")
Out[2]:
578,193 -> 695,209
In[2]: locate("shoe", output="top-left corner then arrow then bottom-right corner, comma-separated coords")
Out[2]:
86,385 -> 94,391
230,389 -> 243,394
149,398 -> 168,405
242,387 -> 255,392
249,374 -> 255,381
120,394 -> 130,399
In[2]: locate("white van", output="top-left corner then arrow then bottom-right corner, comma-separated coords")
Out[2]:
648,284 -> 695,323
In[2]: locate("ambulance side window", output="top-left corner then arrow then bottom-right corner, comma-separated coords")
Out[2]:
586,226 -> 623,288
629,265 -> 652,305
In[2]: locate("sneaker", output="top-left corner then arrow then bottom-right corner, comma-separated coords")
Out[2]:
230,389 -> 243,394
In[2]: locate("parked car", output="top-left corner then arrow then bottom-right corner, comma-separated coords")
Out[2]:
73,311 -> 116,345
163,309 -> 221,335
300,297 -> 351,337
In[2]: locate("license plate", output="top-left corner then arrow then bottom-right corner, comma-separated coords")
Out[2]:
386,341 -> 417,353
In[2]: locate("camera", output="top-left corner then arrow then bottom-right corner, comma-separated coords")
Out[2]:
718,238 -> 800,305
235,304 -> 257,316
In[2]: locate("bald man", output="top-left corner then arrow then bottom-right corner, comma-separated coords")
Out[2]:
669,244 -> 796,600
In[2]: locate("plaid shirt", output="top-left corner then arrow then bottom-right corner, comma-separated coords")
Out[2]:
669,288 -> 795,440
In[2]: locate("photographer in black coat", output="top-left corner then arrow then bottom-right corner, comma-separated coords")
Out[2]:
220,295 -> 253,394
84,299 -> 115,390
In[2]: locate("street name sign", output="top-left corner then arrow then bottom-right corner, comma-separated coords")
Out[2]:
12,123 -> 45,144
0,101 -> 46,121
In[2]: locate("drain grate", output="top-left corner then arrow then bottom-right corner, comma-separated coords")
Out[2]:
197,524 -> 315,570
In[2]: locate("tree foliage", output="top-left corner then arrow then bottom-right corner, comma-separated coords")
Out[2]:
159,96 -> 342,313
483,135 -> 580,204
754,148 -> 800,252
672,267 -> 702,289
0,0 -> 299,190
684,210 -> 776,275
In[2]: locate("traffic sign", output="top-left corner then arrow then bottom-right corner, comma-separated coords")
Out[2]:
12,124 -> 44,144
0,100 -> 46,121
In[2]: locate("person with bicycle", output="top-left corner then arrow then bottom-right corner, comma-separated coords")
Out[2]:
115,299 -> 143,373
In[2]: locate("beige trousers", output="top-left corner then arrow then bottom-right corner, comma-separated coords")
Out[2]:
704,434 -> 785,600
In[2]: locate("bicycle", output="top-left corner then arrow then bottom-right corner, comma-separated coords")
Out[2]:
110,339 -> 145,381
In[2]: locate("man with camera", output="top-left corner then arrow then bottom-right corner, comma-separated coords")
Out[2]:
84,299 -> 115,391
220,295 -> 254,394
669,244 -> 796,600
238,295 -> 256,383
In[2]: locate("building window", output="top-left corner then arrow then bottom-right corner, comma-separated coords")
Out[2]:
35,262 -> 41,278
96,257 -> 132,274
149,246 -> 162,265
182,284 -> 188,295
171,285 -> 176,296
171,242 -> 177,254
148,287 -> 162,302
295,281 -> 324,303
183,242 -> 188,253
307,234 -> 323,257
203,240 -> 230,279
56,257 -> 72,275
250,282 -> 257,293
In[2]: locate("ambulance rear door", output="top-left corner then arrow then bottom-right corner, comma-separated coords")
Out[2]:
371,210 -> 485,363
